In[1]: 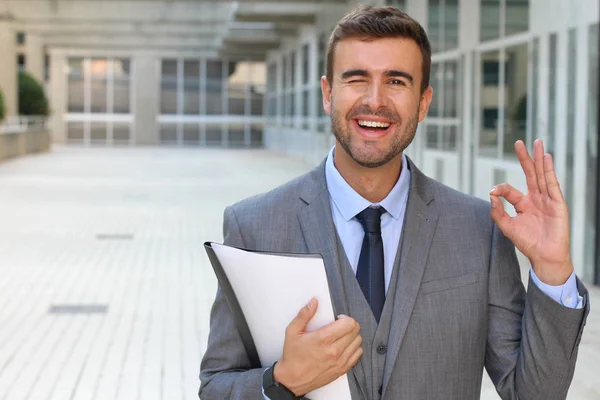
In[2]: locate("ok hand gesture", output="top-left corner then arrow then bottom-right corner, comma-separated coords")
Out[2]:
489,139 -> 573,285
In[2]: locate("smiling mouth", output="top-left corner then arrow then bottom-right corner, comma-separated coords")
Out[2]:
356,119 -> 391,129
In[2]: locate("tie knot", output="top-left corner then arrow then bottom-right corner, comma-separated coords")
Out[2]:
356,206 -> 385,234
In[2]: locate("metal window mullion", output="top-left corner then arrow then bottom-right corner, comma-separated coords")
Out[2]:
177,58 -> 183,146
500,0 -> 506,38
84,57 -> 91,146
498,47 -> 506,159
129,58 -> 135,146
525,41 -> 533,150
222,59 -> 228,147
107,57 -> 114,146
244,60 -> 251,147
200,58 -> 206,146
441,0 -> 446,52
537,35 -> 550,145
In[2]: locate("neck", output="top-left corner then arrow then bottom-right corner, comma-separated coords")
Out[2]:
333,144 -> 402,203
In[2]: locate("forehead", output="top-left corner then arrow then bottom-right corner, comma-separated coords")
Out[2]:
333,37 -> 423,77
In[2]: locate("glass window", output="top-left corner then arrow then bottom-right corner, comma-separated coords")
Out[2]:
429,63 -> 441,117
160,60 -> 178,114
479,51 -> 500,157
443,61 -> 458,118
503,43 -> 528,157
302,44 -> 310,85
443,126 -> 458,151
445,0 -> 459,50
67,58 -> 85,113
183,60 -> 200,115
426,124 -> 440,149
90,58 -> 108,113
428,0 -> 442,53
318,34 -> 327,80
565,29 -> 577,208
113,124 -> 130,143
481,0 -> 529,41
428,0 -> 459,53
505,0 -> 529,36
302,89 -> 310,130
291,52 -> 296,88
480,0 -> 501,41
228,61 -> 246,116
386,0 -> 406,9
206,60 -> 223,115
547,33 -> 558,154
113,59 -> 130,114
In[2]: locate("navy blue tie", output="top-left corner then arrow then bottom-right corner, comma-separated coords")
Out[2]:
355,206 -> 386,323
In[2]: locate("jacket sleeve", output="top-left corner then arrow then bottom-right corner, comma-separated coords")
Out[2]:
199,206 -> 264,399
485,223 -> 590,400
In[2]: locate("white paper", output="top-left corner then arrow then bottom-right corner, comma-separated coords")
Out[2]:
211,243 -> 352,400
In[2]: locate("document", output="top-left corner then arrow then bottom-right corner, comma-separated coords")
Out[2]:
207,242 -> 352,400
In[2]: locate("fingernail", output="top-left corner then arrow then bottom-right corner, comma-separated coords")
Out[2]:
490,197 -> 496,208
489,186 -> 496,194
306,299 -> 313,309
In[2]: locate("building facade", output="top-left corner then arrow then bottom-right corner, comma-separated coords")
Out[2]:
0,0 -> 598,283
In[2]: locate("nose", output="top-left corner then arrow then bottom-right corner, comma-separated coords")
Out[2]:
363,82 -> 386,111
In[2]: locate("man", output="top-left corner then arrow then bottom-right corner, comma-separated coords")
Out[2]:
200,6 -> 589,400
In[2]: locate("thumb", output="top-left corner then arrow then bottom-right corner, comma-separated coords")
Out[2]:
287,298 -> 318,334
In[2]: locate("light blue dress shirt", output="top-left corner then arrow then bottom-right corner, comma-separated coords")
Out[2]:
263,148 -> 582,399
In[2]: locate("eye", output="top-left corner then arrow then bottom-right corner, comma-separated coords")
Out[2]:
348,79 -> 366,84
389,79 -> 406,85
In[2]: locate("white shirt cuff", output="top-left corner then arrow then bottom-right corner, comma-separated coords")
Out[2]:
529,269 -> 583,309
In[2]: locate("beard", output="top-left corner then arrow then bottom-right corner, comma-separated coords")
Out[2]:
330,99 -> 419,168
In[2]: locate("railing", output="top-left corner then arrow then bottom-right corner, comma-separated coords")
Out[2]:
0,116 -> 48,134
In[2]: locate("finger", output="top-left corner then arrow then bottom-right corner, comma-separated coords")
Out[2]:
533,139 -> 548,196
330,322 -> 360,352
543,153 -> 565,201
489,195 -> 514,237
489,183 -> 524,207
287,298 -> 318,335
339,334 -> 363,365
344,337 -> 364,369
514,140 -> 539,193
316,317 -> 359,344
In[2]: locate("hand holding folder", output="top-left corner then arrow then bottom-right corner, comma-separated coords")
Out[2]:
204,242 -> 353,400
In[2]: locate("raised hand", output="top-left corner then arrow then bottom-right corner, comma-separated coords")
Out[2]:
489,139 -> 573,285
274,298 -> 363,396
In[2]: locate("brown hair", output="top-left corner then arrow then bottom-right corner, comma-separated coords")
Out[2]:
326,6 -> 432,93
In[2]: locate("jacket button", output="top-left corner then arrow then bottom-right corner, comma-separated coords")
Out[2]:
376,344 -> 387,355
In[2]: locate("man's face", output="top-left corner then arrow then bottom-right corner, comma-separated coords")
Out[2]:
321,37 -> 432,168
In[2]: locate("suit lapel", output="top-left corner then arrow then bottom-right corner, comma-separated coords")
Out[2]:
381,159 -> 440,397
297,161 -> 368,399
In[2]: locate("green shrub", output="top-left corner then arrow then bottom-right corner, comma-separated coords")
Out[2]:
0,88 -> 5,122
18,71 -> 49,116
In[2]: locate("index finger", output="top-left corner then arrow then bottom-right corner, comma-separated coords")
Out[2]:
314,316 -> 359,344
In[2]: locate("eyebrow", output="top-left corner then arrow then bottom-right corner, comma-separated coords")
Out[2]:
340,69 -> 414,84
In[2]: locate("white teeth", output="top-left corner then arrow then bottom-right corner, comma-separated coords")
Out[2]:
357,120 -> 391,128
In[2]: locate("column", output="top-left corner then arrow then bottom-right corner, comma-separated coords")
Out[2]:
49,49 -> 67,143
0,17 -> 17,118
133,52 -> 159,145
26,34 -> 45,85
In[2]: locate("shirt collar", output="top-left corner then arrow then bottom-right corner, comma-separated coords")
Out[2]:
325,146 -> 411,221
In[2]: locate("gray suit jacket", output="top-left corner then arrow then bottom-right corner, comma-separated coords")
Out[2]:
199,157 -> 589,400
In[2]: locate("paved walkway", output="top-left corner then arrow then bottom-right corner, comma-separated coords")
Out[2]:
0,146 -> 597,400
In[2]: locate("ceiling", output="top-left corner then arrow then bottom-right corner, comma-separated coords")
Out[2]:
1,0 -> 350,59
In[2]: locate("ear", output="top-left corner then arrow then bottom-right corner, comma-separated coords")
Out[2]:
418,86 -> 433,122
321,76 -> 332,116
